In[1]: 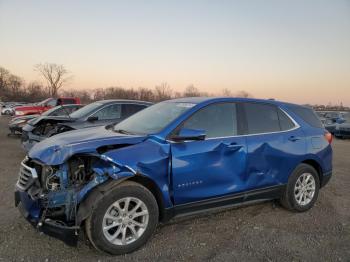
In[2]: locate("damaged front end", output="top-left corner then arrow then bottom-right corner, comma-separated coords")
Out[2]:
14,154 -> 134,246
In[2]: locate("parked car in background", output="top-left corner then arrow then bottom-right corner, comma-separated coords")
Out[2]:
14,97 -> 81,116
316,111 -> 327,124
324,118 -> 337,134
334,113 -> 350,138
8,104 -> 84,135
316,111 -> 326,118
21,99 -> 152,151
323,111 -> 345,124
15,97 -> 332,255
1,103 -> 28,115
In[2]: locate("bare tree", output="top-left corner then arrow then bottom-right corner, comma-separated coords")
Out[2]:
26,81 -> 48,102
93,88 -> 106,100
183,84 -> 200,97
34,63 -> 72,96
0,67 -> 10,93
222,88 -> 232,97
8,74 -> 23,96
138,87 -> 155,101
235,90 -> 253,98
154,82 -> 172,101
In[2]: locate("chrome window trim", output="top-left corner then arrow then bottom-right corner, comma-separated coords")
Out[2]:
166,106 -> 300,143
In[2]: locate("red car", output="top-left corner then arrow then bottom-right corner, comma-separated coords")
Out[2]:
14,97 -> 81,116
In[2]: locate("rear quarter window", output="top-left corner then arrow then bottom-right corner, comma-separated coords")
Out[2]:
278,109 -> 296,131
287,106 -> 323,128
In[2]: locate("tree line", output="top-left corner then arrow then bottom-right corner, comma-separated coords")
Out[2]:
0,64 -> 253,104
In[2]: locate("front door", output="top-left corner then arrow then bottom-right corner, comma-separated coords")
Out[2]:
170,102 -> 248,205
90,104 -> 122,127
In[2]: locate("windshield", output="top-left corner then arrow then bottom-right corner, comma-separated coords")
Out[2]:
42,106 -> 60,116
37,98 -> 51,106
70,102 -> 102,119
114,102 -> 195,135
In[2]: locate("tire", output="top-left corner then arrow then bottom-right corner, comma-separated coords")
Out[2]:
85,181 -> 159,255
280,163 -> 320,212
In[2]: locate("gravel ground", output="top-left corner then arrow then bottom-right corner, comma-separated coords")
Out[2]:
0,115 -> 349,262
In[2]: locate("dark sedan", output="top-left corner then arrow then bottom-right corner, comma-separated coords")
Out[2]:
21,99 -> 152,151
334,113 -> 350,138
8,104 -> 84,135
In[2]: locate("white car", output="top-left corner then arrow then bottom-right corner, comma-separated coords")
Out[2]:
1,104 -> 23,115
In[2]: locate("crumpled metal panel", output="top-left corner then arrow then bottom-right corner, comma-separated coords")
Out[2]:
102,136 -> 172,207
28,125 -> 147,165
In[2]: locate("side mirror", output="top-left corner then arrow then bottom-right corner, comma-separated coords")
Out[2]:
171,128 -> 206,142
87,116 -> 98,122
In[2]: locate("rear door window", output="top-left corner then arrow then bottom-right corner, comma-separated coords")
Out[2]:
243,103 -> 280,134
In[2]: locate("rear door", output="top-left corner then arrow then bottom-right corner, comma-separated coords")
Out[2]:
242,102 -> 305,190
171,102 -> 248,205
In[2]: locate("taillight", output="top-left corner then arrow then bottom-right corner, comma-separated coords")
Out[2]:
324,132 -> 333,144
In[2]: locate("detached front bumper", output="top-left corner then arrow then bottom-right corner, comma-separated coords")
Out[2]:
14,159 -> 80,246
15,190 -> 79,246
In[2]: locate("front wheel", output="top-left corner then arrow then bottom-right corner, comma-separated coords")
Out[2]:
280,164 -> 320,212
85,181 -> 159,255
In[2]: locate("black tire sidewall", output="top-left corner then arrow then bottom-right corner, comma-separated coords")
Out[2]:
287,164 -> 320,212
88,183 -> 159,255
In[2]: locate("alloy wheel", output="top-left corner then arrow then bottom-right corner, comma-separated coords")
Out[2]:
294,173 -> 316,206
102,197 -> 149,246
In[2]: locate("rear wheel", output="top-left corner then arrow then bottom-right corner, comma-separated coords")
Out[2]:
280,164 -> 320,212
85,181 -> 159,255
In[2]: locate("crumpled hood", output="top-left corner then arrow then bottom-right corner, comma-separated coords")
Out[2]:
28,126 -> 147,165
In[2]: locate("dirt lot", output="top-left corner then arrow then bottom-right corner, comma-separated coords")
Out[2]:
0,115 -> 349,262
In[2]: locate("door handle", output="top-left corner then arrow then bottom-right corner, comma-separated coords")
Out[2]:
288,136 -> 301,142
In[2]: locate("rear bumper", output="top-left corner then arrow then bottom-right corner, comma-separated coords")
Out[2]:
15,190 -> 79,246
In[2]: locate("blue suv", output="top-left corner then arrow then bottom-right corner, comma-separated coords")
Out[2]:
15,97 -> 332,255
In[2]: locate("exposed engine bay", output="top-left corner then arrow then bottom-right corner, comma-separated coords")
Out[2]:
17,155 -> 108,227
32,121 -> 73,137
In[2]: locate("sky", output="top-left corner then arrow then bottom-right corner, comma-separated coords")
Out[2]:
0,0 -> 349,106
